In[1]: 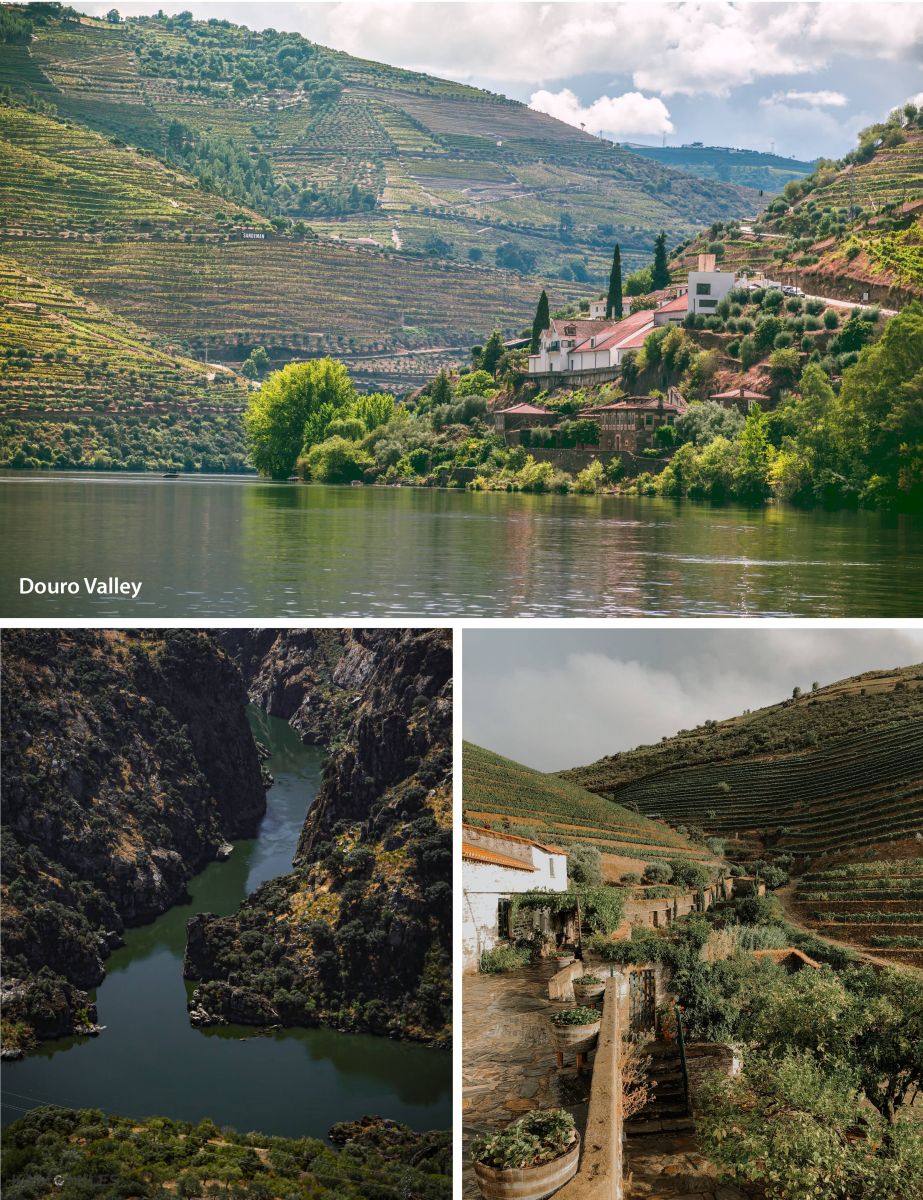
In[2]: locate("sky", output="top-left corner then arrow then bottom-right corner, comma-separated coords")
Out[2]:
85,1 -> 923,159
463,629 -> 923,772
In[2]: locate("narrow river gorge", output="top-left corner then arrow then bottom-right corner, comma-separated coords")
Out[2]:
1,707 -> 451,1138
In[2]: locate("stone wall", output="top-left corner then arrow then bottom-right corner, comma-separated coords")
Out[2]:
556,977 -> 625,1200
525,446 -> 671,479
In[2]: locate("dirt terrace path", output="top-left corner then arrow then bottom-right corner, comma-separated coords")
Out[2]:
776,881 -> 921,974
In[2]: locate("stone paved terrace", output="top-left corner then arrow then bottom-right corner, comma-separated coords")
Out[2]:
462,963 -> 591,1199
463,962 -> 753,1200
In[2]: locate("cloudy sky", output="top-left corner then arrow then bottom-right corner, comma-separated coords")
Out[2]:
87,1 -> 923,159
463,629 -> 923,772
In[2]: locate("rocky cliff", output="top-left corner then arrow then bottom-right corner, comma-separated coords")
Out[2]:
0,630 -> 266,1052
187,629 -> 452,1046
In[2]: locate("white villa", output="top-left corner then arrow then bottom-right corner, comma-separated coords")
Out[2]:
462,825 -> 568,970
527,257 -> 737,377
687,252 -> 736,316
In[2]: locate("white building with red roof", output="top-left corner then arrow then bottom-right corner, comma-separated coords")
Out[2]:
462,825 -> 568,970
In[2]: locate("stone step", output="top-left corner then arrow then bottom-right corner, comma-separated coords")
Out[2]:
625,1115 -> 696,1136
639,1102 -> 690,1119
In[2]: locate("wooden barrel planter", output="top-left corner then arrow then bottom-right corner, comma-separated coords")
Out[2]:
473,1132 -> 580,1200
572,977 -> 606,1005
548,1009 -> 600,1068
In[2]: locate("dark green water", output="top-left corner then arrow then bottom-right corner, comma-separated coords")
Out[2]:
1,708 -> 451,1137
1,472 -> 921,617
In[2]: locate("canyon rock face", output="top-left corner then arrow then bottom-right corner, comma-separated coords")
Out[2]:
188,629 -> 452,1046
0,630 -> 266,1050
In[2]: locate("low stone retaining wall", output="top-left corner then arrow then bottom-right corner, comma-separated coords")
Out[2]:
522,366 -> 622,390
525,447 -> 670,479
548,960 -> 585,1002
556,977 -> 625,1200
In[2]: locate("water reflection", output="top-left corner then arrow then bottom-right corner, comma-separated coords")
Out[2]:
1,472 -> 920,617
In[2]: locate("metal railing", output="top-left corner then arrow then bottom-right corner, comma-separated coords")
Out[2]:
675,1005 -> 691,1115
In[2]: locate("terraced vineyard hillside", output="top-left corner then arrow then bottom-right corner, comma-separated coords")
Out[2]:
673,124 -> 923,307
564,666 -> 923,963
0,6 -> 755,298
566,671 -> 922,841
792,859 -> 923,968
0,255 -> 251,470
462,741 -> 711,879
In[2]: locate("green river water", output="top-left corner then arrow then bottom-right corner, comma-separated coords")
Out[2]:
1,472 -> 921,617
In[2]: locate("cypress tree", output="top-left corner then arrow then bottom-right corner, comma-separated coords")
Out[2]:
605,244 -> 623,319
530,289 -> 550,353
652,231 -> 670,289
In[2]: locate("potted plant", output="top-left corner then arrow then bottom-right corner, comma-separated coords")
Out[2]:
548,1006 -> 601,1059
658,1003 -> 677,1043
572,973 -> 606,1004
471,1108 -> 580,1200
554,946 -> 576,969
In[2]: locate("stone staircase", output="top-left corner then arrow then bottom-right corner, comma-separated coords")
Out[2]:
624,1041 -> 695,1137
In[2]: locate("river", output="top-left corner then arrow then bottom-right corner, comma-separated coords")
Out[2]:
0,707 -> 451,1137
1,472 -> 921,617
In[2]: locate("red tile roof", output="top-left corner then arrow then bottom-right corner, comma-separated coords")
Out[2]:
462,824 -> 564,855
656,293 -> 689,313
594,395 -> 686,413
462,842 -> 536,871
549,317 -> 614,340
710,388 -> 770,400
570,309 -> 655,355
495,402 -> 553,415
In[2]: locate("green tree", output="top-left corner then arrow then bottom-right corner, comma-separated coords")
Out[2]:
606,244 -> 623,319
652,231 -> 670,290
429,369 -> 453,407
530,290 -> 550,354
481,329 -> 506,376
838,301 -> 923,508
300,436 -> 373,482
244,358 -> 356,479
734,407 -> 774,502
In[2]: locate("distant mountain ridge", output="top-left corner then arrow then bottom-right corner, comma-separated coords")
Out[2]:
627,142 -> 815,193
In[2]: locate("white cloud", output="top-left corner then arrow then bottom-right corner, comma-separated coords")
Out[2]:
529,88 -> 673,138
765,89 -> 848,107
316,2 -> 923,96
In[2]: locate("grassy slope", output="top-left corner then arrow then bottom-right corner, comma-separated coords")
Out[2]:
462,740 -> 710,872
673,131 -> 923,305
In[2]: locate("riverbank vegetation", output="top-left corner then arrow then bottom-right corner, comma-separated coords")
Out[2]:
236,290 -> 922,510
1,1107 -> 451,1200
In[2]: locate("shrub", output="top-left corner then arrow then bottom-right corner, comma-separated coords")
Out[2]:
479,944 -> 531,973
643,861 -> 674,884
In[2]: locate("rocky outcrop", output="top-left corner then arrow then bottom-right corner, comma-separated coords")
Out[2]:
186,630 -> 453,1046
218,629 -> 378,745
0,630 -> 267,1047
